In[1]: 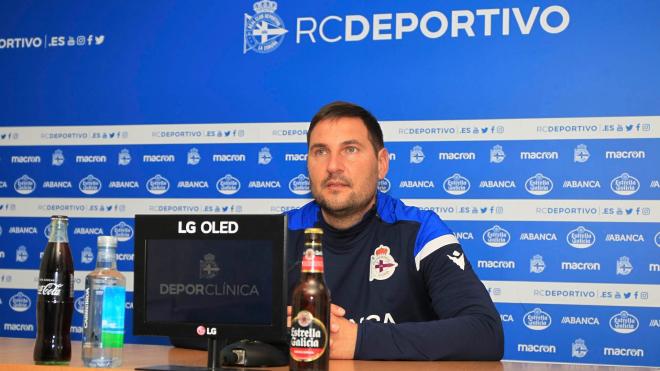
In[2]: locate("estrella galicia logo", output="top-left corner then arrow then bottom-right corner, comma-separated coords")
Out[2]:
572,339 -> 588,358
118,149 -> 131,166
216,174 -> 241,195
609,311 -> 639,334
16,245 -> 28,262
52,149 -> 64,166
482,225 -> 511,248
200,253 -> 220,279
14,175 -> 36,195
111,221 -> 134,242
574,144 -> 590,163
9,292 -> 31,312
79,174 -> 102,195
566,226 -> 596,249
81,247 -> 94,264
410,145 -> 425,164
289,174 -> 310,195
258,147 -> 272,165
74,295 -> 85,314
655,231 -> 660,247
616,256 -> 633,276
530,255 -> 545,273
610,173 -> 640,196
525,173 -> 553,196
443,173 -> 470,195
44,223 -> 51,239
490,145 -> 505,163
187,148 -> 201,165
523,308 -> 552,330
243,0 -> 287,54
146,174 -> 170,195
378,178 -> 391,193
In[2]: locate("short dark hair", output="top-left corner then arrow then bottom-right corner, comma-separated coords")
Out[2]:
307,101 -> 384,153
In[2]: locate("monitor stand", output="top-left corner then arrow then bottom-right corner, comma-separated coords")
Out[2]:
135,338 -> 285,371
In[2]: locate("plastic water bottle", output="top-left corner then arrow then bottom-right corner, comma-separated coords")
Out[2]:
82,236 -> 126,367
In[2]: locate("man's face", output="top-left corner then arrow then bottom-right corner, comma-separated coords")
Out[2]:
307,117 -> 388,219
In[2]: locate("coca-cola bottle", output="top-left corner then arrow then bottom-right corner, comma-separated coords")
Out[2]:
34,215 -> 74,365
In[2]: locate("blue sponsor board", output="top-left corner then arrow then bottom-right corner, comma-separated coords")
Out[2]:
0,217 -> 135,272
0,139 -> 656,199
0,0 -> 659,367
454,221 -> 659,284
496,303 -> 659,366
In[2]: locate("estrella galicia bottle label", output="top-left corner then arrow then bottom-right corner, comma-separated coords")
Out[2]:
290,310 -> 328,361
301,248 -> 324,273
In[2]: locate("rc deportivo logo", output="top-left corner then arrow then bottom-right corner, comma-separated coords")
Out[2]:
52,149 -> 64,166
258,147 -> 272,165
187,148 -> 201,165
244,0 -> 287,54
572,339 -> 588,358
530,255 -> 546,273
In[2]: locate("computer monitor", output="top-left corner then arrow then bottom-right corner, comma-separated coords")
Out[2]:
133,214 -> 288,370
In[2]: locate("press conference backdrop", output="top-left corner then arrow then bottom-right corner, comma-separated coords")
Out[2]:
0,0 -> 658,367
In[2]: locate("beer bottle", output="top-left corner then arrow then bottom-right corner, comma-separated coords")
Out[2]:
34,215 -> 74,365
290,228 -> 330,371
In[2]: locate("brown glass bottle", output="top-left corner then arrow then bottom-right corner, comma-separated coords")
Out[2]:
290,228 -> 330,371
34,215 -> 74,365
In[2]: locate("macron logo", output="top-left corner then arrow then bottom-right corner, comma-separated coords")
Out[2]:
447,250 -> 465,270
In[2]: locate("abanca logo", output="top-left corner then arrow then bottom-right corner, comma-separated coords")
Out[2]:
609,311 -> 639,334
482,225 -> 510,248
79,174 -> 102,195
524,173 -> 553,196
566,226 -> 596,249
216,174 -> 241,195
610,173 -> 640,196
523,308 -> 552,330
289,174 -> 311,195
146,174 -> 170,195
14,175 -> 36,195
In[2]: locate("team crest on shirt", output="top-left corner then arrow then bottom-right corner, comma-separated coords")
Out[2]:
369,245 -> 398,281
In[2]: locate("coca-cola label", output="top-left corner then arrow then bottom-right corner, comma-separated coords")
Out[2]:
37,274 -> 73,299
38,282 -> 64,296
290,310 -> 328,362
301,248 -> 324,273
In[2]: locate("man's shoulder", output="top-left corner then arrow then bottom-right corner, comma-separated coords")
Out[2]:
285,199 -> 319,231
377,192 -> 458,265
376,192 -> 452,234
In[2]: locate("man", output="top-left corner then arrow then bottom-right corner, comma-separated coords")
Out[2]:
286,101 -> 504,360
